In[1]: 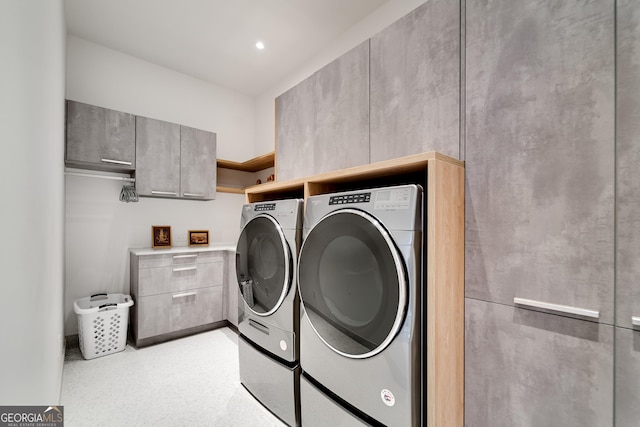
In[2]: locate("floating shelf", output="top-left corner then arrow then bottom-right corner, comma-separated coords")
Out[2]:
216,151 -> 275,172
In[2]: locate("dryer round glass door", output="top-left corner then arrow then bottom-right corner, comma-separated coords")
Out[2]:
236,214 -> 292,316
298,209 -> 407,358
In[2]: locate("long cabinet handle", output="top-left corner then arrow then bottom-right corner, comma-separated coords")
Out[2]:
513,297 -> 600,319
632,316 -> 640,327
183,192 -> 204,198
173,254 -> 198,259
172,291 -> 197,299
151,190 -> 178,196
100,158 -> 132,166
173,266 -> 197,272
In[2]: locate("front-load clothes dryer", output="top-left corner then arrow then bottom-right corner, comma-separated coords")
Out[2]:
298,184 -> 423,426
235,198 -> 303,427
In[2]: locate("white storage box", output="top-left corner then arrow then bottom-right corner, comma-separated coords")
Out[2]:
73,293 -> 134,360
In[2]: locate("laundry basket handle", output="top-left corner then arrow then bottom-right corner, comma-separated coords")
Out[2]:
98,303 -> 118,310
90,293 -> 108,300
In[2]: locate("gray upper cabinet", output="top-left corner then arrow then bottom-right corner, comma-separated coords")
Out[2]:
464,0 -> 615,324
616,0 -> 640,330
65,100 -> 135,171
465,298 -> 613,427
136,117 -> 217,200
276,41 -> 369,181
312,41 -> 369,176
370,0 -> 460,162
135,116 -> 181,198
180,125 -> 216,200
276,76 -> 315,182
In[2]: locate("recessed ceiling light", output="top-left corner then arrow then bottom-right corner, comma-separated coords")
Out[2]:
255,41 -> 265,50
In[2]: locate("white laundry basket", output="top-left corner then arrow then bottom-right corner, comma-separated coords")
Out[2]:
73,293 -> 134,360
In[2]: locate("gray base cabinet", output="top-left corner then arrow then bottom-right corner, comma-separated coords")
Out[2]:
65,100 -> 135,172
465,298 -> 613,427
130,248 -> 225,346
370,0 -> 460,162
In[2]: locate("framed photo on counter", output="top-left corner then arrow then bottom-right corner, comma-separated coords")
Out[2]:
152,226 -> 172,249
189,230 -> 209,246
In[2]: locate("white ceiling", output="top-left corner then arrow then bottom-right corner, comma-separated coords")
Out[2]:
64,0 -> 388,96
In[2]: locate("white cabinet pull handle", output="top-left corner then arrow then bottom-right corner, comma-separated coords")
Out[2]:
173,266 -> 197,272
173,254 -> 197,259
632,316 -> 640,327
151,190 -> 178,196
172,291 -> 197,299
183,192 -> 204,198
513,297 -> 600,319
101,158 -> 132,166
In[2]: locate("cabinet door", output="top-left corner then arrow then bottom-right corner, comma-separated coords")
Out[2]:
615,327 -> 640,427
276,76 -> 315,182
370,0 -> 460,162
312,41 -> 369,176
180,125 -> 216,200
276,41 -> 369,181
464,0 -> 615,323
465,298 -> 613,427
616,0 -> 640,330
66,100 -> 135,171
135,116 -> 180,197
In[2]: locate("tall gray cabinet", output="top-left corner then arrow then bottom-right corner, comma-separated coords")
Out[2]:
615,0 -> 640,425
464,0 -> 615,425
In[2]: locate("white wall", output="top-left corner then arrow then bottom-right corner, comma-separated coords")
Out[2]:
65,37 -> 249,335
254,0 -> 428,155
0,0 -> 66,405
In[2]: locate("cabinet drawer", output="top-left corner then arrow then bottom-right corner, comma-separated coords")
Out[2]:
138,261 -> 223,296
136,286 -> 223,340
138,252 -> 224,269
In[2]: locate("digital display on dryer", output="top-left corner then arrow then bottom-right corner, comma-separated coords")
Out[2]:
254,203 -> 276,211
329,192 -> 371,205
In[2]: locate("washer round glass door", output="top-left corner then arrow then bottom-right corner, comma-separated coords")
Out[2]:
298,208 -> 407,358
236,214 -> 291,316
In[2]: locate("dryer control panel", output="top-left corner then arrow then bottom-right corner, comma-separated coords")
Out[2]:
329,192 -> 371,205
254,203 -> 276,211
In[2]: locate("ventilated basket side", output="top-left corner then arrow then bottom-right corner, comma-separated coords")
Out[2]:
74,294 -> 133,360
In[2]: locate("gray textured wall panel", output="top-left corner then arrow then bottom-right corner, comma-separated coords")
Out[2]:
464,0 -> 615,324
465,298 -> 613,427
370,0 -> 460,162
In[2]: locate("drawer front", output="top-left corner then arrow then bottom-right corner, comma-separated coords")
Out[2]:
138,252 -> 224,269
138,261 -> 223,296
137,286 -> 223,339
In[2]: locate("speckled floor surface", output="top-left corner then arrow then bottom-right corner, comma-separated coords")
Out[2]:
61,327 -> 286,426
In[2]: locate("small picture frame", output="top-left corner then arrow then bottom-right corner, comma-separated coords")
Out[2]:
152,226 -> 172,249
189,230 -> 209,247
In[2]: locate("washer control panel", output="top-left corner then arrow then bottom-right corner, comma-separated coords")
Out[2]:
329,192 -> 371,205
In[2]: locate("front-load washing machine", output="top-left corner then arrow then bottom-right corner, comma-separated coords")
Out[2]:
235,198 -> 303,426
298,184 -> 423,426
